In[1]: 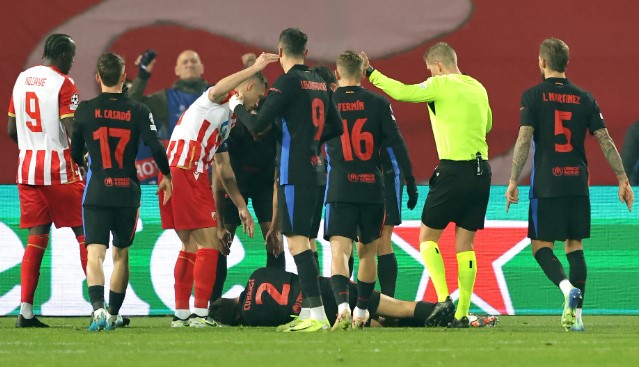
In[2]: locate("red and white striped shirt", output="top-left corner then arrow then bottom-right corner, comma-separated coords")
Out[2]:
8,65 -> 81,185
166,89 -> 234,173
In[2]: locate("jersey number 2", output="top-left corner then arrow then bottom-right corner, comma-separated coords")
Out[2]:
554,110 -> 573,153
93,127 -> 131,169
340,118 -> 373,161
255,282 -> 290,306
25,92 -> 43,132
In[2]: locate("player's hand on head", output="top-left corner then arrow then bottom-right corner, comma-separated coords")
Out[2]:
242,53 -> 257,67
619,181 -> 634,211
217,228 -> 233,255
406,177 -> 419,210
505,180 -> 519,213
265,227 -> 282,257
229,94 -> 244,112
239,207 -> 255,238
359,52 -> 370,69
157,175 -> 173,205
251,52 -> 280,71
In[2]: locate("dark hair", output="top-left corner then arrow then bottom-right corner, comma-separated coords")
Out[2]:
540,38 -> 569,72
42,34 -> 75,60
209,298 -> 242,326
249,71 -> 268,90
424,42 -> 457,67
97,52 -> 125,87
312,65 -> 336,86
336,51 -> 364,78
278,28 -> 307,57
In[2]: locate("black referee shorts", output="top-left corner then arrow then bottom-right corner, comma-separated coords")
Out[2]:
529,196 -> 591,242
422,160 -> 491,231
83,205 -> 139,248
278,184 -> 325,238
222,178 -> 274,226
323,202 -> 385,244
383,170 -> 403,226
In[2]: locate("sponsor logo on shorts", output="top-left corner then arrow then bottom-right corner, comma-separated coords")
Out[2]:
348,173 -> 359,182
552,166 -> 580,177
104,177 -> 113,187
347,173 -> 375,183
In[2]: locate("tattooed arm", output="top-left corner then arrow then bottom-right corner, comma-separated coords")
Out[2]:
510,126 -> 535,182
594,128 -> 634,210
505,126 -> 534,212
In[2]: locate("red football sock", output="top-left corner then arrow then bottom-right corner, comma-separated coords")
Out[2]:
21,234 -> 49,304
174,251 -> 196,310
76,235 -> 87,276
193,248 -> 219,309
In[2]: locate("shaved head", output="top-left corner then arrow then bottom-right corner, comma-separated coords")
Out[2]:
175,50 -> 204,80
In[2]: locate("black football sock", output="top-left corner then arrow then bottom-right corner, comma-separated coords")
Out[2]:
377,253 -> 398,297
108,291 -> 126,315
294,250 -> 323,308
267,252 -> 286,270
355,280 -> 376,311
88,285 -> 105,311
567,250 -> 587,308
331,275 -> 350,306
413,301 -> 435,324
209,254 -> 228,310
534,247 -> 568,287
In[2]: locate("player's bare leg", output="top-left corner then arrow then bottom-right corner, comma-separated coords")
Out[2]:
532,240 -> 581,330
86,244 -> 108,331
353,241 -> 377,328
329,236 -> 353,330
16,224 -> 51,328
377,225 -> 398,297
106,247 -> 129,330
284,236 -> 328,332
565,239 -> 586,331
448,226 -> 478,328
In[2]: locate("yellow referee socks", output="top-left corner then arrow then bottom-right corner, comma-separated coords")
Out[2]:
455,250 -> 477,320
420,241 -> 449,302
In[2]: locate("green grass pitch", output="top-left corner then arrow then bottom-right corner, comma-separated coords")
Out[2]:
0,316 -> 637,367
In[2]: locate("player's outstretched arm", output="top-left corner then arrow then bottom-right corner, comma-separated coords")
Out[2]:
70,103 -> 87,166
594,128 -> 634,211
380,102 -> 418,209
138,106 -> 171,178
360,51 -> 436,103
208,52 -> 279,104
506,126 -> 534,212
265,178 -> 282,256
214,151 -> 255,237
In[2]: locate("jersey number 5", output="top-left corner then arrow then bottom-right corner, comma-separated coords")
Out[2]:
340,118 -> 373,161
554,110 -> 573,153
25,92 -> 43,132
93,127 -> 131,169
255,282 -> 290,306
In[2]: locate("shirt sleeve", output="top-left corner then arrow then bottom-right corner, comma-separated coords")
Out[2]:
236,75 -> 293,134
8,96 -> 15,117
519,90 -> 536,128
588,96 -> 606,134
59,77 -> 79,119
380,101 -> 414,179
70,102 -> 86,166
138,104 -> 171,175
369,69 -> 439,103
216,141 -> 229,153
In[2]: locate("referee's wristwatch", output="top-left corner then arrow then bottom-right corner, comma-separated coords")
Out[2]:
365,66 -> 375,78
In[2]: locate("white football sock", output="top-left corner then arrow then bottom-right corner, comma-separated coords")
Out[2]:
576,308 -> 582,319
310,306 -> 327,321
20,303 -> 34,319
298,308 -> 310,320
559,279 -> 573,297
175,309 -> 191,320
353,306 -> 367,319
193,307 -> 208,318
338,303 -> 350,315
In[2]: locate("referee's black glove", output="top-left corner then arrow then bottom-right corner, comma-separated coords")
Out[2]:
406,176 -> 418,210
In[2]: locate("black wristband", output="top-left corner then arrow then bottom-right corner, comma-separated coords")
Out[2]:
138,67 -> 151,80
365,66 -> 375,77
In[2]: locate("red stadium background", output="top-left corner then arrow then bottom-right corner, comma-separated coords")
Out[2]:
1,0 -> 636,184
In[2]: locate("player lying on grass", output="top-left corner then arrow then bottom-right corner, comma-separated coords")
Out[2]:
209,267 -> 456,329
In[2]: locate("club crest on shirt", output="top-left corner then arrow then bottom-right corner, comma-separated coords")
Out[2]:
70,93 -> 79,110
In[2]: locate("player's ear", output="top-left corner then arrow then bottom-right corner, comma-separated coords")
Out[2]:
335,69 -> 342,81
95,73 -> 101,85
303,49 -> 308,58
278,47 -> 283,58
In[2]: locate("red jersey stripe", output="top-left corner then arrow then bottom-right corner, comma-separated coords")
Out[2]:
35,150 -> 46,184
196,119 -> 212,144
22,150 -> 33,184
63,149 -> 75,183
50,150 -> 61,184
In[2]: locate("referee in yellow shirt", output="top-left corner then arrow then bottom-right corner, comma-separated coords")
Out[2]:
361,43 -> 492,328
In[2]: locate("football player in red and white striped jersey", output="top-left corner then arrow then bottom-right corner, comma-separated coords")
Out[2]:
7,34 -> 87,328
159,52 -> 279,327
